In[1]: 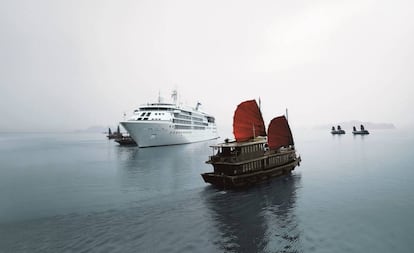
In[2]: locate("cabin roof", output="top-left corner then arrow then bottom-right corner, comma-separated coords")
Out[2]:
210,136 -> 267,148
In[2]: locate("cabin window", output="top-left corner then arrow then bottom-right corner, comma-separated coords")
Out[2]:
146,112 -> 151,116
222,147 -> 231,156
140,112 -> 146,116
235,147 -> 241,155
137,118 -> 142,121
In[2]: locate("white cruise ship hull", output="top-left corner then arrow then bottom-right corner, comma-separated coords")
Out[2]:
120,121 -> 219,148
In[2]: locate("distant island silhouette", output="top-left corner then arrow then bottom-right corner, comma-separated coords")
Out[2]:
73,125 -> 109,133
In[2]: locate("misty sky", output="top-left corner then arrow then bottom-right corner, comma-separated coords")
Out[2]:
1,0 -> 413,132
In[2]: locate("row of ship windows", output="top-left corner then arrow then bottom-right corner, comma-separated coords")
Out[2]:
173,119 -> 209,125
174,114 -> 191,120
192,117 -> 204,122
241,144 -> 263,154
173,125 -> 206,130
137,118 -> 163,121
242,160 -> 261,172
268,155 -> 289,165
173,119 -> 191,124
144,125 -> 211,131
138,112 -> 166,117
136,109 -> 211,120
194,121 -> 208,126
136,118 -> 209,123
170,131 -> 192,134
174,114 -> 205,122
138,107 -> 174,111
144,127 -> 204,131
233,156 -> 291,175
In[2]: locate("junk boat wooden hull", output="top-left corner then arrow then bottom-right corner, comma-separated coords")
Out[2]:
202,154 -> 301,188
114,136 -> 137,146
352,130 -> 369,135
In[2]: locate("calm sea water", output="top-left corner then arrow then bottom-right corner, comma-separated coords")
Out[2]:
0,129 -> 413,252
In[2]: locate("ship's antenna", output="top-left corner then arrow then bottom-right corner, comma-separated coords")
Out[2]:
158,90 -> 161,103
171,89 -> 178,105
195,101 -> 201,111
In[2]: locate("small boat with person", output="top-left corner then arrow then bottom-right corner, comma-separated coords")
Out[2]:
201,99 -> 301,189
352,125 -> 369,135
331,125 -> 345,135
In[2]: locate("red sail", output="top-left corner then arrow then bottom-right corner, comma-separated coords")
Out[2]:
267,116 -> 294,150
233,100 -> 266,142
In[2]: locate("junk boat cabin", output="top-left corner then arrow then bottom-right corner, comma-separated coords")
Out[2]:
201,100 -> 301,189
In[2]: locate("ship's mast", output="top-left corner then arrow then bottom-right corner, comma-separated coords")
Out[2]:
286,108 -> 289,121
253,124 -> 256,139
171,89 -> 178,105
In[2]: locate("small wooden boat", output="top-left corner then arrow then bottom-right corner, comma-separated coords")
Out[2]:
331,125 -> 345,134
352,125 -> 369,135
201,100 -> 301,189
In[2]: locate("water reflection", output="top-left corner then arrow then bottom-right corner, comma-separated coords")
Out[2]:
114,142 -> 214,193
202,174 -> 302,253
352,133 -> 367,140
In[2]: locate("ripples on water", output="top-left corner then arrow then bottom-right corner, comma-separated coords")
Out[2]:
1,130 -> 414,252
0,177 -> 302,253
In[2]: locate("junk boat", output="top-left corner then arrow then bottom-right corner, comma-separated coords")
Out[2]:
352,125 -> 369,135
331,125 -> 345,134
107,126 -> 123,139
201,100 -> 301,189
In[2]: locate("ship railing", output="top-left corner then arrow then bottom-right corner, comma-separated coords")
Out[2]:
209,155 -> 238,163
208,151 -> 266,163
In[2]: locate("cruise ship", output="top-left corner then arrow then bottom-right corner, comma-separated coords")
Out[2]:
120,91 -> 219,148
